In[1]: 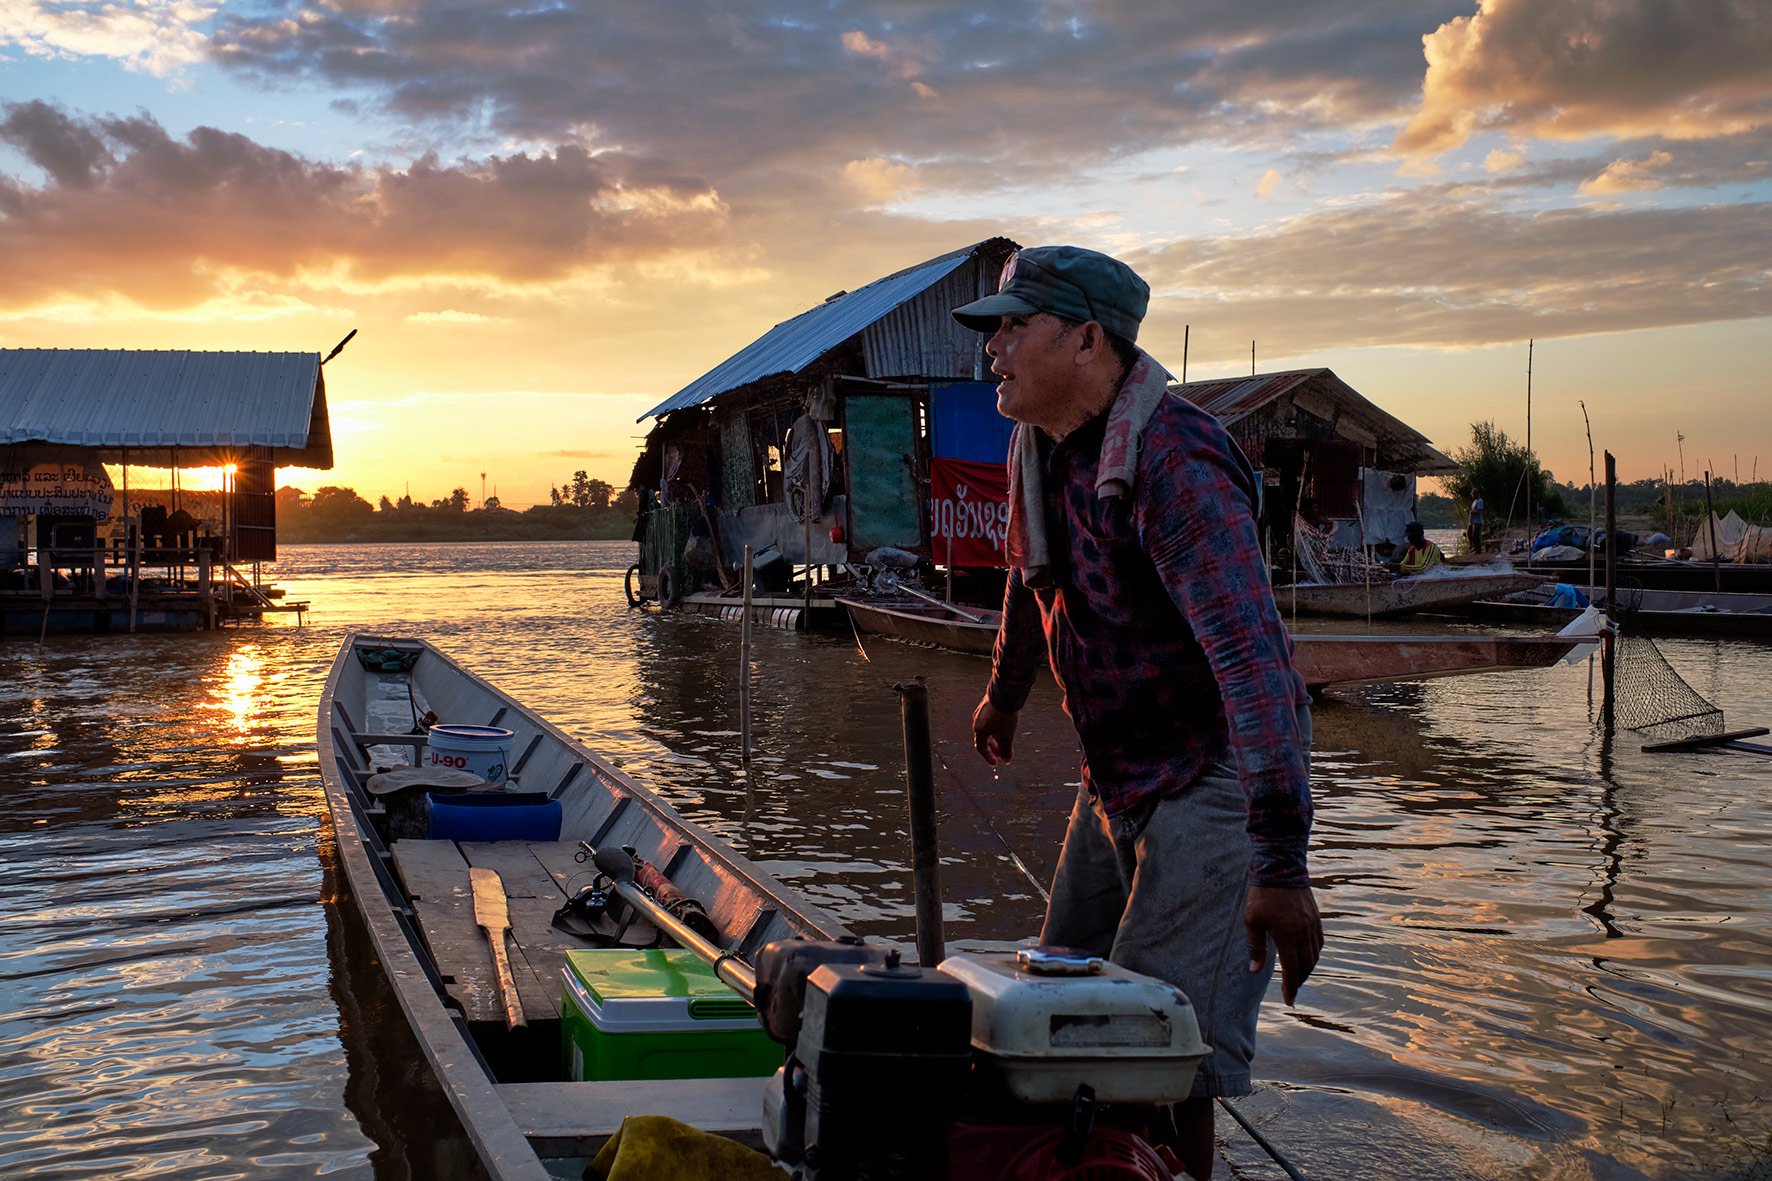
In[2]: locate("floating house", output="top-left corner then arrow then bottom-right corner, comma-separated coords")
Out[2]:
625,239 -> 1460,624
1173,368 -> 1459,553
627,237 -> 1018,624
0,348 -> 334,633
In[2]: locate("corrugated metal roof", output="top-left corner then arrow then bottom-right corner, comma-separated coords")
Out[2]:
1175,370 -> 1323,424
640,243 -> 990,420
1174,367 -> 1458,474
0,349 -> 331,465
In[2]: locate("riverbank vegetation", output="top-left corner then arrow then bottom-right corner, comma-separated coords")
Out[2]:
1425,421 -> 1769,540
277,475 -> 637,543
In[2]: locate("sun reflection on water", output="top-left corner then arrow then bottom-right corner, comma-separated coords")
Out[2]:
214,647 -> 265,734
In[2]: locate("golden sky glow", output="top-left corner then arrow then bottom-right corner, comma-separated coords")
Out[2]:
2,1 -> 1768,506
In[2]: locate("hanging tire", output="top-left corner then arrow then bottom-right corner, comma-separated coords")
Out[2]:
624,564 -> 644,608
656,565 -> 682,610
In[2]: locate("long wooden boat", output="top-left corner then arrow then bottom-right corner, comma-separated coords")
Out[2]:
317,634 -> 850,1179
840,597 -> 1594,690
1527,555 -> 1772,596
1454,586 -> 1772,640
1270,571 -> 1546,618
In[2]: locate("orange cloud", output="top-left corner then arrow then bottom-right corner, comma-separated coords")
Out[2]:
0,102 -> 728,309
1579,151 -> 1675,195
1399,0 -> 1772,155
839,29 -> 925,79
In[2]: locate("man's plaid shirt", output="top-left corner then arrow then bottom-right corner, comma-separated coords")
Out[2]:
986,394 -> 1314,889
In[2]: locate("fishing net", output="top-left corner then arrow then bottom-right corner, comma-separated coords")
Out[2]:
1291,524 -> 1389,585
1612,632 -> 1725,744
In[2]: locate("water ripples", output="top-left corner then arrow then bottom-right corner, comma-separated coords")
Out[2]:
0,540 -> 1768,1178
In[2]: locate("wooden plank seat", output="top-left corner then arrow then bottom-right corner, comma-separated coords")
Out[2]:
388,839 -> 660,1025
497,1078 -> 770,1155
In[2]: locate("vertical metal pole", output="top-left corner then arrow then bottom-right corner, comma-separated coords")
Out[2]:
1703,471 -> 1721,592
1602,452 -> 1617,732
740,544 -> 754,765
1182,324 -> 1189,383
894,677 -> 945,968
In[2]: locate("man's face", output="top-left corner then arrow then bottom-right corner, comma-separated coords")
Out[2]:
984,312 -> 1079,426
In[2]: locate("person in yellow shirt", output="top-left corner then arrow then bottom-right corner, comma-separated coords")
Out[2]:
1396,521 -> 1445,575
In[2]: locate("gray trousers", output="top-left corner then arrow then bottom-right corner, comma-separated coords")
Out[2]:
1039,704 -> 1312,1098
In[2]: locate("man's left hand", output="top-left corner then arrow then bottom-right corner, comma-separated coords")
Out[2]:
1244,885 -> 1323,1006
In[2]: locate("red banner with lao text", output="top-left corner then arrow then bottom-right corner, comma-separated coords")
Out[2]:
929,456 -> 1010,567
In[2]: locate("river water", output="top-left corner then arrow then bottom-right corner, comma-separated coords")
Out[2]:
1,539 -> 1768,1180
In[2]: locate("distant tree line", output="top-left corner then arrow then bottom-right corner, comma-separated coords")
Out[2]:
1432,421 -> 1770,540
277,474 -> 638,543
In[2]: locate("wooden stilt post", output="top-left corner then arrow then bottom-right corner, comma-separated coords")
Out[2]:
895,677 -> 945,968
129,526 -> 140,634
38,546 -> 52,643
740,545 -> 754,765
198,551 -> 215,630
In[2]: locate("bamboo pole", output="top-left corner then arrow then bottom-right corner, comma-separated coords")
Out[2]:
945,529 -> 954,604
740,544 -> 754,765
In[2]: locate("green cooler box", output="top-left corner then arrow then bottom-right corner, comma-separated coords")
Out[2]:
560,948 -> 781,1082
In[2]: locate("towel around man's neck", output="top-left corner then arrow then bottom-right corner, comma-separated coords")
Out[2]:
1004,350 -> 1169,587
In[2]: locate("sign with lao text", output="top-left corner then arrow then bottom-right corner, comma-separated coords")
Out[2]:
0,462 -> 114,518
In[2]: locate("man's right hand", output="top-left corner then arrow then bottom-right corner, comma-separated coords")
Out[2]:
972,697 -> 1019,765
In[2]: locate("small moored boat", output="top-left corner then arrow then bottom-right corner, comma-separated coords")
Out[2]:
839,597 -> 1596,691
1270,571 -> 1547,618
319,635 -> 850,1178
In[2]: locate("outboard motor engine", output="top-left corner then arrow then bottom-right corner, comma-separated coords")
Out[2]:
760,945 -> 972,1179
938,948 -> 1207,1181
755,940 -> 1198,1181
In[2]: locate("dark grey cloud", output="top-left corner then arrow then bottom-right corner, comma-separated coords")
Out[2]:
0,100 -> 114,188
0,102 -> 728,306
1131,196 -> 1772,355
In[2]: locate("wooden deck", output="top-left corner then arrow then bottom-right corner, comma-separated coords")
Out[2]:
389,838 -> 660,1026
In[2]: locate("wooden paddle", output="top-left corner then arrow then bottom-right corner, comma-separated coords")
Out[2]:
894,582 -> 986,624
469,867 -> 526,1030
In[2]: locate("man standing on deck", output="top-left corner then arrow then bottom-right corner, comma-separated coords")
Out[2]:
953,246 -> 1321,1179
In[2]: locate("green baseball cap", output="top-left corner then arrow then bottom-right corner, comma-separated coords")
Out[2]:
952,245 -> 1150,342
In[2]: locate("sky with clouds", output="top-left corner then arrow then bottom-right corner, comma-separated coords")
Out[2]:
2,0 -> 1768,505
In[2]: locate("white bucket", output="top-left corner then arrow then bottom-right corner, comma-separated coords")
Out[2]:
426,724 -> 515,784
